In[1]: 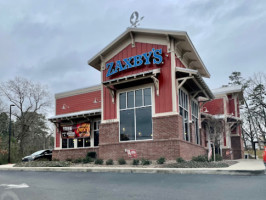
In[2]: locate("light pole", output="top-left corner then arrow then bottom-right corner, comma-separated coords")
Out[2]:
8,104 -> 15,163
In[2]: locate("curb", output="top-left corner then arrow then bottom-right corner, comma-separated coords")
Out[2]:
0,167 -> 264,176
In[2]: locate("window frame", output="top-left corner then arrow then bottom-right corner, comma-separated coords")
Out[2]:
179,88 -> 190,142
93,120 -> 101,146
118,86 -> 153,142
191,99 -> 200,145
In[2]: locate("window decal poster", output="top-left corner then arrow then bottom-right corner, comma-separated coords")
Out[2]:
61,123 -> 90,138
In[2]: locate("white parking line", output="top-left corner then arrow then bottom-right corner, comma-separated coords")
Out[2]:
0,183 -> 29,189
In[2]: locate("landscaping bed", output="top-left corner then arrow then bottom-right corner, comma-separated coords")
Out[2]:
15,161 -> 71,167
14,160 -> 237,168
14,153 -> 238,168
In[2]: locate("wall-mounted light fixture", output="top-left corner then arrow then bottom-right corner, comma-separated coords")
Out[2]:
203,107 -> 209,113
62,104 -> 69,110
93,98 -> 101,104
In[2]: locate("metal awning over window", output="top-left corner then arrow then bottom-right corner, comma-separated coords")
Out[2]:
48,109 -> 101,123
103,69 -> 160,88
103,69 -> 161,102
176,67 -> 214,99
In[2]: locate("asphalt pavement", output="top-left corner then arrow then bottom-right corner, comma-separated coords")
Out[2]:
0,171 -> 266,200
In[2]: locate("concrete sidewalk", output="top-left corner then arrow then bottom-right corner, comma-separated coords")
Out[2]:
0,159 -> 265,175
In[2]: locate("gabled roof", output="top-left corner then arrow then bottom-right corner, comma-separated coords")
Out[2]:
212,85 -> 244,101
176,67 -> 214,99
88,27 -> 210,78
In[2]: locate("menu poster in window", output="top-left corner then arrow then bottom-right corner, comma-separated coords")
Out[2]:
61,123 -> 90,138
61,126 -> 76,138
75,123 -> 90,137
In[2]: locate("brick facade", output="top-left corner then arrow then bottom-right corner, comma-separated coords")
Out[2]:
52,147 -> 99,161
95,115 -> 207,161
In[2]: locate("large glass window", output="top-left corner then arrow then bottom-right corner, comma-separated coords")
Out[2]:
179,89 -> 189,141
94,121 -> 100,146
192,100 -> 200,144
120,88 -> 152,141
62,138 -> 74,148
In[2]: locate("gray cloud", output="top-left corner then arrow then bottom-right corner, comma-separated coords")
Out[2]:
0,0 -> 265,99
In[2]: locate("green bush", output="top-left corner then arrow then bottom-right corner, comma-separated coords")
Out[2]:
87,152 -> 97,159
141,158 -> 151,165
106,159 -> 114,165
176,157 -> 185,163
66,158 -> 72,162
156,157 -> 166,164
94,158 -> 103,165
73,158 -> 83,163
118,158 -> 126,165
82,157 -> 94,163
132,159 -> 140,165
191,155 -> 208,162
212,154 -> 223,161
0,154 -> 8,165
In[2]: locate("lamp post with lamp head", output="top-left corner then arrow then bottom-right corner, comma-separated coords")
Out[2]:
8,104 -> 15,163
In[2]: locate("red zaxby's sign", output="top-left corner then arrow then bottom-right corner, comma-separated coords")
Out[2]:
126,149 -> 137,158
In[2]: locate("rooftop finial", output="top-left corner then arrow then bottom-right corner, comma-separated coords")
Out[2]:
130,11 -> 144,28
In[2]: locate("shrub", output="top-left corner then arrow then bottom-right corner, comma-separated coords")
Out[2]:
132,159 -> 140,165
87,152 -> 97,159
212,154 -> 223,161
176,157 -> 185,163
66,158 -> 72,162
106,159 -> 114,165
94,158 -> 103,165
141,158 -> 151,165
156,157 -> 166,164
83,157 -> 94,163
118,158 -> 126,165
73,158 -> 83,163
191,155 -> 208,162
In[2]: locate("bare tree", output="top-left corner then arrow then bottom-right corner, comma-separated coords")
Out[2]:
0,77 -> 51,156
228,71 -> 266,150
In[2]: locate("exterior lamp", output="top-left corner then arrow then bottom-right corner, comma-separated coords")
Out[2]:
8,104 -> 15,163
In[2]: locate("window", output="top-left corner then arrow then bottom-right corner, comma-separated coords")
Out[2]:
179,89 -> 189,141
94,121 -> 100,146
192,100 -> 200,144
62,138 -> 74,148
119,88 -> 152,141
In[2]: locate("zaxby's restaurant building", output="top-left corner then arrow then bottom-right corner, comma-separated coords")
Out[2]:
49,28 -> 244,160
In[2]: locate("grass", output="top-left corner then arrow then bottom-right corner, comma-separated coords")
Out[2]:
245,150 -> 264,159
164,161 -> 229,168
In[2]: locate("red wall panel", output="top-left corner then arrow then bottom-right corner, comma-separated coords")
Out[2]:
175,57 -> 185,68
56,130 -> 60,148
228,98 -> 235,116
102,42 -> 172,120
204,98 -> 224,115
56,90 -> 101,115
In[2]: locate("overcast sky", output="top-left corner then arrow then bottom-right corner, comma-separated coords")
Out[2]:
0,0 -> 265,97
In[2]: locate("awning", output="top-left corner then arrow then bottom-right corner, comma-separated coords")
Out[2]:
176,67 -> 214,99
103,68 -> 160,88
48,109 -> 101,123
103,69 -> 161,100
